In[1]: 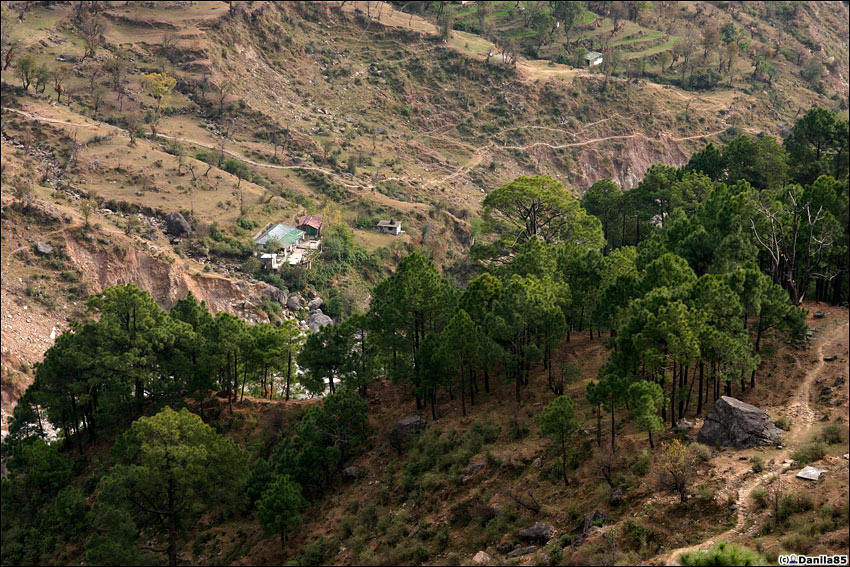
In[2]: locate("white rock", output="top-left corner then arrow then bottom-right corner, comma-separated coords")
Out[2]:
796,466 -> 827,481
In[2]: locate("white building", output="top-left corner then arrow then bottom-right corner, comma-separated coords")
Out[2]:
377,219 -> 402,235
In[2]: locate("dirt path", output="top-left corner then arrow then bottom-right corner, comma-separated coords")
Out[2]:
663,321 -> 849,566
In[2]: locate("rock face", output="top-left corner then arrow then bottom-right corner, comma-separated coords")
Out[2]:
697,396 -> 784,448
165,212 -> 192,236
393,415 -> 428,437
308,310 -> 333,332
518,522 -> 553,544
610,488 -> 624,507
287,294 -> 303,311
388,414 -> 428,453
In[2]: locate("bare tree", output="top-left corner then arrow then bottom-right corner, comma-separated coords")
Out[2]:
750,189 -> 838,305
216,80 -> 233,114
79,14 -> 104,62
53,70 -> 66,103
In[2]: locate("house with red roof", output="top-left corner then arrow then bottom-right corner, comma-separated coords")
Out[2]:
296,214 -> 323,239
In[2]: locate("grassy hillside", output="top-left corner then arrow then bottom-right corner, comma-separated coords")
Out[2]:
1,2 -> 848,566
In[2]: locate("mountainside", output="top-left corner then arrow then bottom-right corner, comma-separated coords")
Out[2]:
1,2 -> 848,567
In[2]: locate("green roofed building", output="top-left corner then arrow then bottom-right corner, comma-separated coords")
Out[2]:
255,223 -> 305,254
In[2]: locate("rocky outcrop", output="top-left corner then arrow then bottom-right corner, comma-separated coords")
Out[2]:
308,297 -> 323,311
308,310 -> 333,333
388,414 -> 428,453
287,294 -> 303,311
165,212 -> 192,236
697,396 -> 784,448
518,522 -> 553,544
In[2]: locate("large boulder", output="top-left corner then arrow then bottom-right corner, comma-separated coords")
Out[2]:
308,297 -> 324,311
518,522 -> 553,544
388,414 -> 428,453
308,310 -> 333,333
697,396 -> 783,448
165,212 -> 192,236
287,294 -> 303,311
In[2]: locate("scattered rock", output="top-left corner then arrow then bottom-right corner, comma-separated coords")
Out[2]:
472,550 -> 492,565
507,546 -> 537,558
697,396 -> 784,448
35,241 -> 53,255
496,542 -> 516,555
519,522 -> 553,545
533,457 -> 543,469
342,467 -> 359,480
610,488 -> 624,507
165,212 -> 192,236
287,294 -> 303,310
823,355 -> 838,362
388,415 -> 428,453
796,466 -> 827,481
307,297 -> 324,311
813,311 -> 825,318
835,376 -> 845,386
308,310 -> 333,333
583,510 -> 606,532
821,386 -> 833,396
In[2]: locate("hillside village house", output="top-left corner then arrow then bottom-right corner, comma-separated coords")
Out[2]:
296,214 -> 323,239
377,219 -> 402,235
585,51 -> 603,67
255,223 -> 305,255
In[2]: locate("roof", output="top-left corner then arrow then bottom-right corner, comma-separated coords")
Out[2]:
255,224 -> 305,247
296,214 -> 323,230
377,219 -> 400,227
288,249 -> 304,265
585,51 -> 603,60
260,253 -> 277,259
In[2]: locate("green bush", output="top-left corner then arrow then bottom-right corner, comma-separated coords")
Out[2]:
774,416 -> 791,431
750,487 -> 768,510
629,449 -> 651,477
818,424 -> 844,445
791,441 -> 826,464
690,443 -> 712,462
778,493 -> 813,522
750,455 -> 764,473
677,542 -> 767,566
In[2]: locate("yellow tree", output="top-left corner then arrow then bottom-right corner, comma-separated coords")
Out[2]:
141,72 -> 177,111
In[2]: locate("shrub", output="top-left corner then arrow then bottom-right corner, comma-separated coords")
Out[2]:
818,424 -> 844,445
774,416 -> 791,431
751,455 -> 764,473
629,449 -> 651,477
791,441 -> 826,464
750,487 -> 768,510
778,493 -> 813,522
677,542 -> 767,566
690,443 -> 712,463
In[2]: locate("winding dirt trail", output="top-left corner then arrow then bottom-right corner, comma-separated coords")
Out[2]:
663,321 -> 849,566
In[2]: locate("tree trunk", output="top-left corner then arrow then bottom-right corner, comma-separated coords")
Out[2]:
168,477 -> 177,567
697,362 -> 704,415
561,438 -> 569,485
670,361 -> 677,428
460,364 -> 467,416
